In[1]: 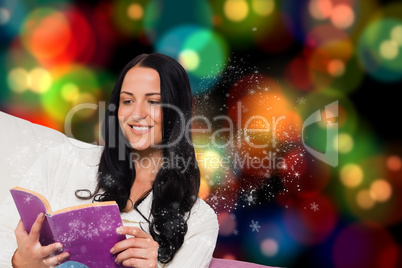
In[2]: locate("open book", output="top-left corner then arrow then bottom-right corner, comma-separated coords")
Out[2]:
10,186 -> 126,267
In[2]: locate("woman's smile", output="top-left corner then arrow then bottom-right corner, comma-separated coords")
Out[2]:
128,124 -> 154,135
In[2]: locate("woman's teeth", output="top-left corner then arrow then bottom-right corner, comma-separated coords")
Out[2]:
130,125 -> 150,130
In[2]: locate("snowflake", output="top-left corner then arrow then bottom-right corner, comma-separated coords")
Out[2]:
243,191 -> 256,205
264,86 -> 270,92
294,172 -> 300,178
24,196 -> 33,204
310,202 -> 319,212
102,212 -> 112,222
69,219 -> 82,232
233,229 -> 239,236
297,97 -> 306,105
86,228 -> 99,240
209,194 -> 219,206
249,220 -> 261,232
104,174 -> 114,187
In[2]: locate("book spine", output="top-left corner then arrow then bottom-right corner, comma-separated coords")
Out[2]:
44,215 -> 59,247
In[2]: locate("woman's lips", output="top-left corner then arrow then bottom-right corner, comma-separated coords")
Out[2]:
128,124 -> 153,135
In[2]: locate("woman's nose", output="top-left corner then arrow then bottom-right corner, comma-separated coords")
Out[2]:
130,102 -> 147,120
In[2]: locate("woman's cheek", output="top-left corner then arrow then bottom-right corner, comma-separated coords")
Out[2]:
155,108 -> 162,123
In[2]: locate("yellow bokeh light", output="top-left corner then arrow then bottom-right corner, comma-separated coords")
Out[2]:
30,68 -> 52,93
391,25 -> 402,46
340,164 -> 363,188
327,59 -> 345,77
224,0 -> 249,22
8,68 -> 30,93
61,83 -> 80,102
337,133 -> 353,153
199,150 -> 222,173
330,4 -> 355,29
379,40 -> 399,60
252,0 -> 275,16
73,93 -> 97,118
179,50 -> 200,71
370,179 -> 392,202
73,92 -> 95,105
309,0 -> 333,20
127,3 -> 143,20
356,189 -> 375,210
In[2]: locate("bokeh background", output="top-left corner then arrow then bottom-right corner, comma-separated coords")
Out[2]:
1,0 -> 402,267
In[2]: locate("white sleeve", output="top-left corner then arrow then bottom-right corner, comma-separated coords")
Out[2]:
161,199 -> 219,268
0,146 -> 58,268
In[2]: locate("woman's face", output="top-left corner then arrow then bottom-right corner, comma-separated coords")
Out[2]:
118,66 -> 163,151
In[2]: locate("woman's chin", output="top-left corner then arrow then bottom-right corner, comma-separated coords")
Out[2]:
129,142 -> 161,152
130,143 -> 150,151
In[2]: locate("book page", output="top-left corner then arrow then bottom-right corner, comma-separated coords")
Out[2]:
51,201 -> 117,215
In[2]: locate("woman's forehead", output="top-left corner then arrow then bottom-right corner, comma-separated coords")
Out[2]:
120,67 -> 161,95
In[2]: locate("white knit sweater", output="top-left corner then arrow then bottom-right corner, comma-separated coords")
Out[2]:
0,139 -> 219,268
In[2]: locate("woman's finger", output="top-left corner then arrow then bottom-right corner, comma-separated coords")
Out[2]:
28,212 -> 45,243
40,242 -> 64,258
115,248 -> 153,263
14,219 -> 28,242
111,237 -> 146,254
42,252 -> 70,267
121,257 -> 150,268
116,226 -> 151,239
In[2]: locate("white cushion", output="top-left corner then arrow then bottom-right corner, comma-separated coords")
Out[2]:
0,112 -> 93,203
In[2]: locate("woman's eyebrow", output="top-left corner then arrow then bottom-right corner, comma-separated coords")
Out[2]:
145,93 -> 161,96
120,91 -> 133,96
120,91 -> 160,96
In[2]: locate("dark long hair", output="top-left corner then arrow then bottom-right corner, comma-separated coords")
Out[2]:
76,53 -> 200,263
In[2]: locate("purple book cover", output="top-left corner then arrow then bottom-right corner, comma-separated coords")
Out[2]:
10,186 -> 126,268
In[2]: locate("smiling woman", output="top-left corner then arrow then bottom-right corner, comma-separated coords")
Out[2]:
118,67 -> 163,151
1,53 -> 219,268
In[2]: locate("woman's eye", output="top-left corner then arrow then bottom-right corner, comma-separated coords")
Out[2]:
122,100 -> 133,104
148,100 -> 160,105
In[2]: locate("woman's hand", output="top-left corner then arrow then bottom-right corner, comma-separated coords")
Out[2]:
110,226 -> 159,268
12,213 -> 70,268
